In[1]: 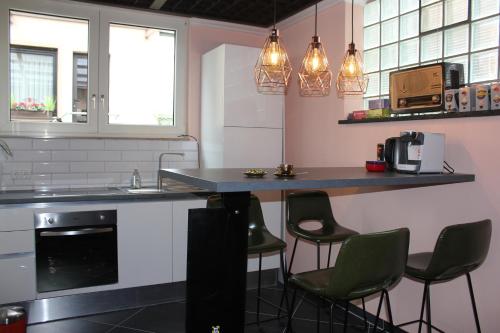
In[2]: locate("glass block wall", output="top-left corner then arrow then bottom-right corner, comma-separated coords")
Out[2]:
363,0 -> 500,108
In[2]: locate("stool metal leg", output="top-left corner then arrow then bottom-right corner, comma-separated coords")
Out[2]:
466,273 -> 482,333
383,289 -> 394,333
426,283 -> 432,333
330,302 -> 335,333
288,238 -> 299,276
286,288 -> 298,333
327,242 -> 332,267
372,291 -> 384,332
362,297 -> 368,331
343,301 -> 349,333
316,241 -> 321,333
256,253 -> 262,325
317,241 -> 321,269
277,249 -> 288,318
418,282 -> 429,333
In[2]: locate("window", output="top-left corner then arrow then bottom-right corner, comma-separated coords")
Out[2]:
363,0 -> 500,107
0,0 -> 187,137
10,45 -> 57,122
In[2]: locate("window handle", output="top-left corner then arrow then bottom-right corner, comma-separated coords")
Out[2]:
91,94 -> 96,109
100,94 -> 106,113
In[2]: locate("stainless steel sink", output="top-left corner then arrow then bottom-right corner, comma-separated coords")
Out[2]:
121,188 -> 169,194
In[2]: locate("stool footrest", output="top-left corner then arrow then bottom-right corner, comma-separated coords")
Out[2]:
397,319 -> 445,333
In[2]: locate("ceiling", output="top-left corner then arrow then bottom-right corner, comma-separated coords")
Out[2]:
73,0 -> 321,27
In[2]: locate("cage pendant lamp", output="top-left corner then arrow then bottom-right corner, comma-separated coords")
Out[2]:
336,0 -> 369,96
298,4 -> 332,97
254,0 -> 292,95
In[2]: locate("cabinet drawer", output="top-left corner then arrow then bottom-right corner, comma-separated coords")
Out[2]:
0,254 -> 36,304
0,209 -> 34,231
0,230 -> 35,255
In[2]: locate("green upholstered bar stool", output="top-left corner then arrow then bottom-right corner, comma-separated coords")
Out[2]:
286,190 -> 359,273
398,219 -> 492,333
207,194 -> 287,325
286,228 -> 410,333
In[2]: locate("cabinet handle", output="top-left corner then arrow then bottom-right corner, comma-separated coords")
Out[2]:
91,94 -> 96,109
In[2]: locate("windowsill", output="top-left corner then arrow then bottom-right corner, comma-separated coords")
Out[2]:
0,132 -> 190,140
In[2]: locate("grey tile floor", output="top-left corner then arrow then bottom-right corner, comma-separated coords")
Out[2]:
27,286 -> 406,333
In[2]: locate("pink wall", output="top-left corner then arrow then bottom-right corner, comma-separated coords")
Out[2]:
187,24 -> 266,138
282,2 -> 500,332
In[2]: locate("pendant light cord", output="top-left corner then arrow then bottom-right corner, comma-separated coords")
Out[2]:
351,0 -> 354,44
314,3 -> 318,36
273,0 -> 277,29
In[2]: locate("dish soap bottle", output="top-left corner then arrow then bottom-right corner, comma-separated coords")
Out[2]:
130,169 -> 142,189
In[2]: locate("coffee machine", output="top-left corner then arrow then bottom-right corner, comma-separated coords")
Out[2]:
385,131 -> 445,174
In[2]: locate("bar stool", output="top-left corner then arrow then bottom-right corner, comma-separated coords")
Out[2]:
207,194 -> 287,325
286,228 -> 410,333
398,219 -> 492,333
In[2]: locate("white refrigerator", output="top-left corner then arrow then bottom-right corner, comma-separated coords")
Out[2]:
201,43 -> 284,272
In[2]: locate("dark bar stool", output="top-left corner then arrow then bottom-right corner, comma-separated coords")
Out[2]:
286,228 -> 410,333
207,194 -> 287,325
287,191 -> 359,332
398,219 -> 492,333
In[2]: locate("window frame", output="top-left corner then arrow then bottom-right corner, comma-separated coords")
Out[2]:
0,0 -> 188,138
363,0 -> 500,106
98,7 -> 188,137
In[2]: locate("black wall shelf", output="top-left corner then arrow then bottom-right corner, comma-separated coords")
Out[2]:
338,109 -> 500,124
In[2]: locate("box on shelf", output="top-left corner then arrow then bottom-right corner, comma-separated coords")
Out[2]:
366,108 -> 390,119
368,99 -> 390,110
445,89 -> 459,112
491,83 -> 500,110
458,86 -> 476,112
475,84 -> 490,111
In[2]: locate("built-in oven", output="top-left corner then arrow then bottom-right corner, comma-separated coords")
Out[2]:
35,210 -> 118,293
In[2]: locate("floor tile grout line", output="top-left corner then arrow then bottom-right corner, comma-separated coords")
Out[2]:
103,307 -> 149,333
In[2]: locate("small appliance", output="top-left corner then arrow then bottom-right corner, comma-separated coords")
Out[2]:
459,86 -> 476,112
475,84 -> 490,111
389,63 -> 464,113
491,83 -> 500,110
384,131 -> 445,174
444,89 -> 459,112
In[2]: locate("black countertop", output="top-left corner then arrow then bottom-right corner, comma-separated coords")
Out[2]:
0,182 -> 210,205
160,167 -> 475,192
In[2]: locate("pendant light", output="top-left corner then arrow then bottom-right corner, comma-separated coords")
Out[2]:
254,0 -> 292,95
298,3 -> 332,97
336,0 -> 369,96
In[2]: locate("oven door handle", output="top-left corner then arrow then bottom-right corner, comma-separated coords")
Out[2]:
39,227 -> 114,237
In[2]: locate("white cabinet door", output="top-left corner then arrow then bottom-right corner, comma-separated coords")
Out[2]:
0,254 -> 36,304
117,201 -> 173,288
171,199 -> 206,282
223,44 -> 283,129
0,208 -> 34,231
223,127 -> 282,168
0,230 -> 34,255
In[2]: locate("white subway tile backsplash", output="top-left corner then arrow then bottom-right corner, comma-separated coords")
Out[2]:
52,173 -> 87,186
70,139 -> 105,150
13,150 -> 51,162
169,141 -> 198,151
137,140 -> 171,151
33,139 -> 69,150
105,139 -> 138,150
2,162 -> 32,173
87,173 -> 121,186
87,150 -> 122,161
14,174 -> 51,186
70,162 -> 105,173
34,162 -> 70,174
52,150 -> 88,162
2,138 -> 32,150
0,137 -> 197,189
122,151 -> 153,162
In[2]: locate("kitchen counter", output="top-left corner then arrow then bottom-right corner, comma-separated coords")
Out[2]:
160,167 -> 475,192
0,180 -> 210,205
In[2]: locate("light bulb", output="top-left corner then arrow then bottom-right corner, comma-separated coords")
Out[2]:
345,54 -> 358,76
311,48 -> 320,72
264,41 -> 280,66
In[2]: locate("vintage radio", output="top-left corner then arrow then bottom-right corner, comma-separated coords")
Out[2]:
390,63 -> 464,114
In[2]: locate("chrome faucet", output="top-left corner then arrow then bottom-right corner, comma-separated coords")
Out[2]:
0,139 -> 13,158
157,152 -> 185,190
177,134 -> 200,168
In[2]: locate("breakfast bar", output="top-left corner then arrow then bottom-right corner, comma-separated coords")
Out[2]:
160,167 -> 475,333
